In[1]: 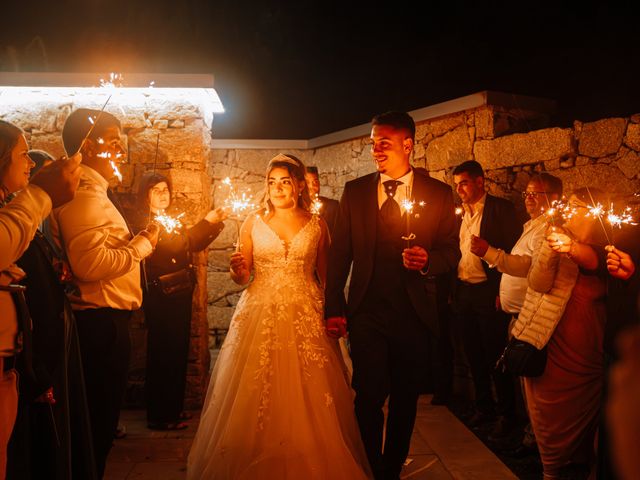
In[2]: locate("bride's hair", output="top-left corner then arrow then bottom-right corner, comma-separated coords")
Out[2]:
262,153 -> 312,214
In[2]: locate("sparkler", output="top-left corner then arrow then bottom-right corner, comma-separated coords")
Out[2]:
310,194 -> 324,215
96,150 -> 124,182
154,212 -> 185,234
606,204 -> 636,229
400,198 -> 417,248
76,94 -> 113,156
220,177 -> 257,248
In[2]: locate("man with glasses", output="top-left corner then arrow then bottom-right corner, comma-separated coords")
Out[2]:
470,172 -> 563,446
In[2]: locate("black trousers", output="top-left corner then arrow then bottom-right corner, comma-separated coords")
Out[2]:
349,303 -> 430,480
453,281 -> 515,417
144,286 -> 193,424
74,308 -> 132,478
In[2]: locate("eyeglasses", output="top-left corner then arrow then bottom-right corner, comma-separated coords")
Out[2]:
521,191 -> 548,199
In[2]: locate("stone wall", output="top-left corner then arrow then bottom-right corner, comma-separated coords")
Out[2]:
208,107 -> 640,335
0,92 -> 215,408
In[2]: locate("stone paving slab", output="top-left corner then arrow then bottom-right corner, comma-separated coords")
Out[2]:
105,395 -> 516,479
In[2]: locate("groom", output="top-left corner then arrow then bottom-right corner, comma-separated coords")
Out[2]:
325,111 -> 460,480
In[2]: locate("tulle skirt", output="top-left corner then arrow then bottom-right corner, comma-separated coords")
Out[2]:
187,282 -> 372,479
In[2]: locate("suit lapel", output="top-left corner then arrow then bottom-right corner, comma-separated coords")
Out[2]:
479,193 -> 492,240
363,173 -> 380,243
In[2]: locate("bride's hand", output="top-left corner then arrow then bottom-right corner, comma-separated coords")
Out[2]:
230,252 -> 248,275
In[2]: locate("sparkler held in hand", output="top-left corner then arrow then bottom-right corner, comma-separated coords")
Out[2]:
153,211 -> 185,234
220,176 -> 257,248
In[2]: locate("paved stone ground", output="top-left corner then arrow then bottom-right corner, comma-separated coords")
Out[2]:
105,395 -> 517,480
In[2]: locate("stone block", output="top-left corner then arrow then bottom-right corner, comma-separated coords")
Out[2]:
413,142 -> 425,160
429,170 -> 448,183
544,159 -> 560,171
560,158 -> 576,168
29,133 -> 66,158
311,143 -> 354,172
207,305 -> 234,330
616,149 -> 640,178
578,118 -> 626,157
624,123 -> 640,152
474,127 -> 574,169
426,113 -> 466,138
555,164 -> 640,195
207,271 -> 245,304
170,169 -> 205,194
425,126 -> 473,171
575,156 -> 590,166
153,119 -> 169,129
169,119 -> 185,128
473,107 -> 495,139
235,149 -> 275,174
513,171 -> 532,193
208,248 -> 233,271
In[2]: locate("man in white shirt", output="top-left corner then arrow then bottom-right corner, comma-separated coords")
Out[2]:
470,173 -> 562,447
49,109 -> 158,478
452,160 -> 522,435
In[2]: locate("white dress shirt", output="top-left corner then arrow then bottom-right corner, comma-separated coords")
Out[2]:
1,185 -> 51,356
49,164 -> 153,311
378,170 -> 414,209
457,194 -> 488,283
482,214 -> 547,314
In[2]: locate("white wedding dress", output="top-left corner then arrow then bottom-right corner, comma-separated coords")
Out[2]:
187,214 -> 371,479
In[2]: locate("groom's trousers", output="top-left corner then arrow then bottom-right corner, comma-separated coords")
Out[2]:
349,301 -> 430,480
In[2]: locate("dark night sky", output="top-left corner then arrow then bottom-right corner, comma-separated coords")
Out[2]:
1,1 -> 639,139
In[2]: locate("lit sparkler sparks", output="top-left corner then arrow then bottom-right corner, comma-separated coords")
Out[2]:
606,204 -> 636,229
221,177 -> 256,215
400,198 -> 420,247
100,73 -> 125,88
311,194 -> 324,215
97,149 -> 124,183
154,212 -> 185,234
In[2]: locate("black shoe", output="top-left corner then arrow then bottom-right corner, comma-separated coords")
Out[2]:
487,416 -> 516,441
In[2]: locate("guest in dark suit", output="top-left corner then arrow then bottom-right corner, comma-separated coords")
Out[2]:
452,160 -> 522,434
325,111 -> 460,480
305,165 -> 340,237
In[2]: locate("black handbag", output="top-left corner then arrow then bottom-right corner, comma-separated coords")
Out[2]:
496,337 -> 547,377
156,269 -> 194,296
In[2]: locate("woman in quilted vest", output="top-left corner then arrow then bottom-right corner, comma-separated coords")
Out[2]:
511,187 -> 609,480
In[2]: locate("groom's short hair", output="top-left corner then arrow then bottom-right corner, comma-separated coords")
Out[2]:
372,111 -> 415,141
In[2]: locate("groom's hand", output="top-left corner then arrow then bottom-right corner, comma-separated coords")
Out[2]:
402,246 -> 428,271
326,316 -> 347,339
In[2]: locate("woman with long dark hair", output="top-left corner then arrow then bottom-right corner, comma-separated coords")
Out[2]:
136,171 -> 227,431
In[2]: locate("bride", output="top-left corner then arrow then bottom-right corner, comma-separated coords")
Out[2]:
187,154 -> 371,479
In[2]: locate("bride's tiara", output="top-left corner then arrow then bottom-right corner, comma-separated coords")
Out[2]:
268,153 -> 301,168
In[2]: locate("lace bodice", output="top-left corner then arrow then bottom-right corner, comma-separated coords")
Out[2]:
250,214 -> 322,295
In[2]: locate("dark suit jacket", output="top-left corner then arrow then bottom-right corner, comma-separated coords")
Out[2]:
319,196 -> 339,238
474,194 -> 522,286
325,169 -> 461,336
